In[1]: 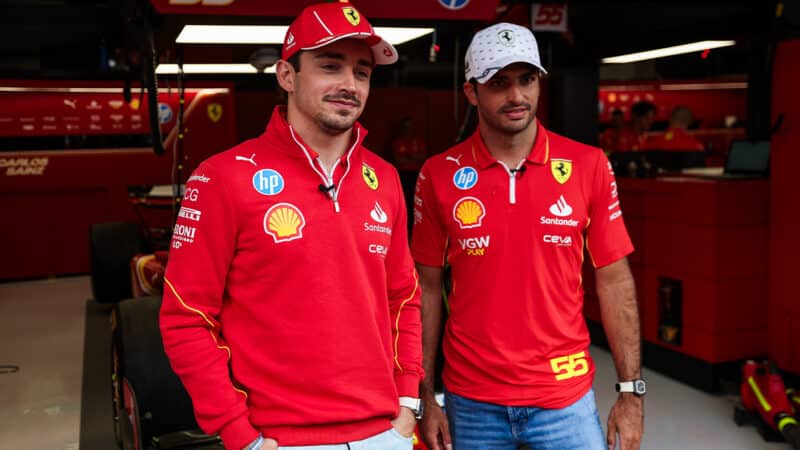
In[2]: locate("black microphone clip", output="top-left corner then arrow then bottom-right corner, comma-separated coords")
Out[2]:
318,184 -> 335,195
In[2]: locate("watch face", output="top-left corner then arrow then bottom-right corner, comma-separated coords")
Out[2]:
634,380 -> 646,395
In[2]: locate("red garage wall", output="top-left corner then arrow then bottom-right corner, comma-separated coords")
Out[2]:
0,81 -> 237,280
768,39 -> 800,374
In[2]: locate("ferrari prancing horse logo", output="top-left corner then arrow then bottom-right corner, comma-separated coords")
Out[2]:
343,7 -> 360,26
551,159 -> 572,184
207,103 -> 223,123
362,163 -> 379,190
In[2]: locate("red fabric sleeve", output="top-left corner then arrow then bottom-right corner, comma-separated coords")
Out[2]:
385,170 -> 424,397
586,151 -> 634,268
410,162 -> 448,267
159,161 -> 260,450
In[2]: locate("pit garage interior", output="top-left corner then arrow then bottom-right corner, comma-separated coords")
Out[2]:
1,0 -> 799,449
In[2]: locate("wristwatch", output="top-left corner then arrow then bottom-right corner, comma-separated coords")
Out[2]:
615,379 -> 647,396
399,396 -> 424,420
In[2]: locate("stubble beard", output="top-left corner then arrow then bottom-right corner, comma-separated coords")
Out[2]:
314,93 -> 363,135
314,109 -> 356,135
481,102 -> 537,136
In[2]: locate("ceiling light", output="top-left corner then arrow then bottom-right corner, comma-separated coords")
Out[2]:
601,40 -> 736,64
177,26 -> 287,44
155,64 -> 276,75
374,27 -> 435,45
176,25 -> 434,45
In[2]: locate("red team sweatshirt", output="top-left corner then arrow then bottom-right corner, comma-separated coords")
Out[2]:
160,107 -> 423,449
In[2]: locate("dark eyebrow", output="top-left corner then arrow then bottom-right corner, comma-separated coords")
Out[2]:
313,53 -> 373,69
313,52 -> 345,61
521,69 -> 538,78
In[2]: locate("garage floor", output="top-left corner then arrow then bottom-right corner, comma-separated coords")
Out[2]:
0,276 -> 789,450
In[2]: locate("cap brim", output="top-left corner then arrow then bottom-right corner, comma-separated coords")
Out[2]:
473,56 -> 547,84
301,32 -> 398,65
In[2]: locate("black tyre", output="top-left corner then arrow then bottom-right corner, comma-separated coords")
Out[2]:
90,222 -> 145,303
733,405 -> 750,426
112,296 -> 215,449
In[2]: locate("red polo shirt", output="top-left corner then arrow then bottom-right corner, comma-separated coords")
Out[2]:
642,127 -> 705,151
411,122 -> 633,408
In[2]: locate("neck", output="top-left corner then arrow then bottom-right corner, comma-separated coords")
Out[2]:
287,105 -> 354,171
479,119 -> 538,166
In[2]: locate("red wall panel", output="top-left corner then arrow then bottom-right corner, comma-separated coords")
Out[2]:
769,40 -> 800,373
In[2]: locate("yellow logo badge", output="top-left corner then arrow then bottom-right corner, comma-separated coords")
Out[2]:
362,163 -> 378,190
343,7 -> 360,26
207,103 -> 223,123
551,159 -> 572,184
263,203 -> 305,243
453,197 -> 486,229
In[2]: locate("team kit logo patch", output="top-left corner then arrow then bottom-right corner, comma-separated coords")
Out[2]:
497,29 -> 515,47
264,203 -> 305,243
362,163 -> 379,190
453,166 -> 478,190
551,159 -> 572,184
342,7 -> 360,26
453,196 -> 485,229
252,169 -> 285,196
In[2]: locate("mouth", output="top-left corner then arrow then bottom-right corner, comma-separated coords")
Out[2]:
324,97 -> 361,110
502,107 -> 529,120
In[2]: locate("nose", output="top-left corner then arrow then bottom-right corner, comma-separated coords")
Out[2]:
507,83 -> 525,104
338,68 -> 357,95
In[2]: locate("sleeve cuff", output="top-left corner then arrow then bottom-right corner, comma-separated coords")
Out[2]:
590,245 -> 633,269
395,372 -> 422,398
218,414 -> 261,450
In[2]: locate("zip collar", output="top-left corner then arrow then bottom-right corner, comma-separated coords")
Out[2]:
262,106 -> 367,213
470,119 -> 550,170
262,105 -> 369,163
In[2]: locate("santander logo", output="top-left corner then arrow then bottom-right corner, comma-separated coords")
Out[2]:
549,195 -> 573,217
370,202 -> 388,224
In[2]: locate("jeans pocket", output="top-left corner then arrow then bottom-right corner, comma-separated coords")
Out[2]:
389,428 -> 414,441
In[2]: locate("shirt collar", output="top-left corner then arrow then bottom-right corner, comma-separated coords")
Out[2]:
262,106 -> 368,161
469,119 -> 550,169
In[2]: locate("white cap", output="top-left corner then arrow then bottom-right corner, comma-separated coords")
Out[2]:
465,22 -> 547,84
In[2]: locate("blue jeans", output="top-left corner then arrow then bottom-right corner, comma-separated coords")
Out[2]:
444,389 -> 605,450
278,428 -> 412,450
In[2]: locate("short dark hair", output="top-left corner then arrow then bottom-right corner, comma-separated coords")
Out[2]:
278,53 -> 302,103
631,101 -> 655,118
287,53 -> 301,72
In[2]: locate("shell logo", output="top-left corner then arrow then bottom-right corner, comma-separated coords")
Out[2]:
453,196 -> 485,229
263,203 -> 306,243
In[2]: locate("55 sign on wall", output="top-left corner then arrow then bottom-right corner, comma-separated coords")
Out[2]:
531,3 -> 567,32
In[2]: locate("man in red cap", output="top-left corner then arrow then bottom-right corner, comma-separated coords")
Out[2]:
160,3 -> 422,449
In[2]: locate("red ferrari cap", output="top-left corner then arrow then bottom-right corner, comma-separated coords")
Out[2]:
282,2 -> 398,65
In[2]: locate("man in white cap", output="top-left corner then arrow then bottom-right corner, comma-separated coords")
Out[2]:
412,22 -> 644,450
160,2 -> 423,449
